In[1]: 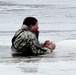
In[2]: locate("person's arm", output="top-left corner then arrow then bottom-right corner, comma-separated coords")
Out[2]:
28,37 -> 45,55
28,36 -> 55,55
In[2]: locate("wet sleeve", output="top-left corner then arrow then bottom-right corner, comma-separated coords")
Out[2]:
28,36 -> 52,55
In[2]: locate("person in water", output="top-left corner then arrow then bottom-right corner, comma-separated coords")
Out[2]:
11,17 -> 56,56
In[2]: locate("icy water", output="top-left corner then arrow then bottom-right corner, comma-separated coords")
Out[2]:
0,0 -> 76,75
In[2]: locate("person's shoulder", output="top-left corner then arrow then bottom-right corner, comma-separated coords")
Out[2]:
24,30 -> 34,36
24,31 -> 36,40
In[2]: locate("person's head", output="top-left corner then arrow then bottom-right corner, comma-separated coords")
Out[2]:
23,17 -> 39,32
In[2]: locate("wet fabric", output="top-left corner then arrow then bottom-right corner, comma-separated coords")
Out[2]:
11,25 -> 53,56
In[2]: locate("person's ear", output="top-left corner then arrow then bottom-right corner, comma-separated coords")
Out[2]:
30,25 -> 32,29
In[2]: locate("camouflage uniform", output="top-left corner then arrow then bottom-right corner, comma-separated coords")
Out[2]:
11,24 -> 53,56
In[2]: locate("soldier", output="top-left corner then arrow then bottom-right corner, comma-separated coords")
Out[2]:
11,17 -> 56,56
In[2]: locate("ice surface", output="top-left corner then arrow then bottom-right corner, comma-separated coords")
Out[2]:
0,0 -> 76,75
0,38 -> 76,75
0,61 -> 76,75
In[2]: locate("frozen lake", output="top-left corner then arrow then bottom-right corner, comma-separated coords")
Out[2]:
0,0 -> 76,75
0,40 -> 76,75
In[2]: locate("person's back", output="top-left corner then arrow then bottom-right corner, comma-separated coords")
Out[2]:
11,17 -> 56,56
11,24 -> 45,56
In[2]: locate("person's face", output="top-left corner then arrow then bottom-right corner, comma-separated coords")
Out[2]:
30,22 -> 39,32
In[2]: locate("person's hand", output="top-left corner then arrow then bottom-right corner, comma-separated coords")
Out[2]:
42,40 -> 56,50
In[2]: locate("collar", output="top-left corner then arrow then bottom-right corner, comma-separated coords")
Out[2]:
21,24 -> 35,33
21,24 -> 30,31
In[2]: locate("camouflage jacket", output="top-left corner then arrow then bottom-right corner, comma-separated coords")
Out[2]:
11,24 -> 53,56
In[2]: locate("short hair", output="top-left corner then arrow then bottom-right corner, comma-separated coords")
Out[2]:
23,17 -> 38,27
